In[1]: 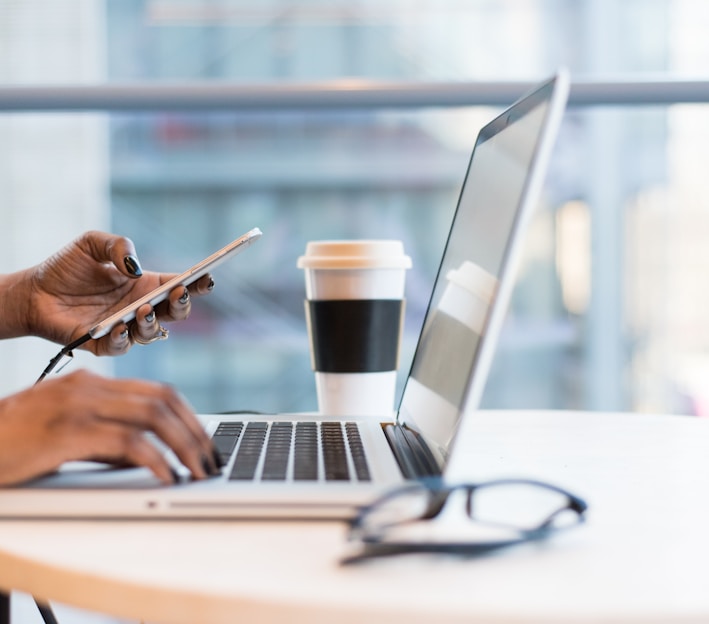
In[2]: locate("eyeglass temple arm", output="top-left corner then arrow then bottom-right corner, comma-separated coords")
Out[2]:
537,495 -> 588,530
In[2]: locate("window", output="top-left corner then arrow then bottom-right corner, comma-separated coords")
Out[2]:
1,0 -> 708,416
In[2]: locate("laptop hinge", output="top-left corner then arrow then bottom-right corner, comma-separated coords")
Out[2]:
382,423 -> 441,480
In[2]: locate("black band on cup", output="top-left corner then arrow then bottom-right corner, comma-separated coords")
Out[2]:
305,299 -> 405,373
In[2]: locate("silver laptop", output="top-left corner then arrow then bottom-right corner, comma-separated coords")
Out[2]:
0,71 -> 569,519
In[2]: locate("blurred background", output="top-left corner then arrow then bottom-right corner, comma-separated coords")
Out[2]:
1,0 -> 708,417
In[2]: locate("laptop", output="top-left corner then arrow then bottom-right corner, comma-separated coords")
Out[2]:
0,71 -> 569,519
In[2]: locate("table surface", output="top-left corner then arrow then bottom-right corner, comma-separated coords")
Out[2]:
1,409 -> 708,624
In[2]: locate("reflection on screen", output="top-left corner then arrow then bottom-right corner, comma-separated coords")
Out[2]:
398,94 -> 551,466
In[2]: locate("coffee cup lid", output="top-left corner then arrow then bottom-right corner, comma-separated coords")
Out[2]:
297,240 -> 412,269
445,261 -> 497,303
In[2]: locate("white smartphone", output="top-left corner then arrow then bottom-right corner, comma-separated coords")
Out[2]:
88,227 -> 263,340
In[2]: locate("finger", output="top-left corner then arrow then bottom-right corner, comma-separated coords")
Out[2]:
27,372 -> 179,485
75,419 -> 178,485
155,276 -> 214,323
78,231 -> 143,279
129,303 -> 161,344
95,380 -> 217,478
189,274 -> 215,297
163,286 -> 191,322
93,323 -> 131,357
162,387 -> 222,471
144,385 -> 221,475
42,371 -> 215,481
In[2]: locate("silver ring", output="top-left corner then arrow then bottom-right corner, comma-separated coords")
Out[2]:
131,324 -> 169,346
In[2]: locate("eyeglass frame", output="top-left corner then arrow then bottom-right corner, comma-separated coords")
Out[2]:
342,477 -> 588,565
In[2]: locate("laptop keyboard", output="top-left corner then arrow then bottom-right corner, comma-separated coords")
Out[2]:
211,421 -> 371,482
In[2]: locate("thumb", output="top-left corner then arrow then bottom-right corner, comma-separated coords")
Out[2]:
81,231 -> 144,279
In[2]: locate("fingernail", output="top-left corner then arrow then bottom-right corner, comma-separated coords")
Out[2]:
212,447 -> 224,469
170,468 -> 181,485
119,328 -> 129,341
202,454 -> 220,477
123,255 -> 143,277
207,278 -> 215,291
145,310 -> 155,323
179,288 -> 189,304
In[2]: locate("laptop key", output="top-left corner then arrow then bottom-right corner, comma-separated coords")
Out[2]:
229,422 -> 268,480
221,420 -> 370,483
261,422 -> 293,480
345,423 -> 371,481
212,422 -> 244,466
321,422 -> 350,481
293,422 -> 318,480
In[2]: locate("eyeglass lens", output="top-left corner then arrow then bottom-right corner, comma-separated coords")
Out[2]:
356,480 -> 583,538
466,481 -> 578,530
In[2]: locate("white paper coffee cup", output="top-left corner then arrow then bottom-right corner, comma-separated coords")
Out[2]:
297,240 -> 412,417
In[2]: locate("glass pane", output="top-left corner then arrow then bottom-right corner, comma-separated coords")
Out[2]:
2,0 -> 709,420
108,108 -> 475,412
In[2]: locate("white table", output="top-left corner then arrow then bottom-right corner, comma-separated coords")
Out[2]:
1,409 -> 708,624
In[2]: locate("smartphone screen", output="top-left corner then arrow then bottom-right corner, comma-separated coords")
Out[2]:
88,227 -> 262,339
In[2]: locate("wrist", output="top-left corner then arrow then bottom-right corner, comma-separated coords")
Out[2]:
0,268 -> 37,339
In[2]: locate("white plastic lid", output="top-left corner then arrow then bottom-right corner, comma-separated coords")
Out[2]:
445,260 -> 498,303
297,240 -> 412,270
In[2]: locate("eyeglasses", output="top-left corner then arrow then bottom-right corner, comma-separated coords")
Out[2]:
341,477 -> 588,565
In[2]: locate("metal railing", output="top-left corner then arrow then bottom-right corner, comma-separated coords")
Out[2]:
0,79 -> 707,111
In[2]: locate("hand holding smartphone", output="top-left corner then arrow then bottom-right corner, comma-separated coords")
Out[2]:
36,227 -> 262,383
88,227 -> 263,339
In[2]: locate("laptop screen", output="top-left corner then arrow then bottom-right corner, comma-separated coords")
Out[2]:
397,75 -> 567,469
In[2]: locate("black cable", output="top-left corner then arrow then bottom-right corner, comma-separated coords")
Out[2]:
35,333 -> 91,384
30,332 -> 91,623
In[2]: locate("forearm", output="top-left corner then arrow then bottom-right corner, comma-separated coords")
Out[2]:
0,268 -> 36,339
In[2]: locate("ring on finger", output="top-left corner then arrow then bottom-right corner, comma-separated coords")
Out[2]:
131,323 -> 169,346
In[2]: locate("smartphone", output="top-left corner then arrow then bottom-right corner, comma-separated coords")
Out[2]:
88,227 -> 263,340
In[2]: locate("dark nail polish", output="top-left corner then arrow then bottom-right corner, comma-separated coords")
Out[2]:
207,278 -> 215,291
179,288 -> 189,304
123,255 -> 143,277
170,468 -> 181,485
119,328 -> 129,341
202,453 -> 220,477
145,310 -> 155,323
212,447 -> 224,469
